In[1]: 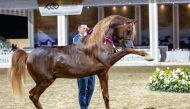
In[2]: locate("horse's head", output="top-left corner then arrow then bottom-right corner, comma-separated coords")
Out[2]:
112,20 -> 136,41
107,16 -> 136,48
82,15 -> 136,54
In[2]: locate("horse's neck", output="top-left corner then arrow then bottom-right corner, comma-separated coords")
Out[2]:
87,44 -> 116,67
73,42 -> 87,52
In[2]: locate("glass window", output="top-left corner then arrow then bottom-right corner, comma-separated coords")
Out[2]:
0,14 -> 28,39
141,5 -> 149,46
179,4 -> 190,50
34,10 -> 57,47
104,6 -> 134,18
158,4 -> 173,50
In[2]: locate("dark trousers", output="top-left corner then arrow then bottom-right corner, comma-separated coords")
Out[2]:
77,76 -> 95,109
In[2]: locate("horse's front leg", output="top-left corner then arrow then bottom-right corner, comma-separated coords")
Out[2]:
119,48 -> 149,56
110,48 -> 150,65
124,48 -> 154,61
97,71 -> 110,109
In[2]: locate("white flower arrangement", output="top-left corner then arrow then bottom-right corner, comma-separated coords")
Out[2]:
148,67 -> 190,93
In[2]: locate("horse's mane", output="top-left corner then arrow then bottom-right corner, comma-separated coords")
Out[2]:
81,15 -> 134,55
82,15 -> 118,51
82,15 -> 115,49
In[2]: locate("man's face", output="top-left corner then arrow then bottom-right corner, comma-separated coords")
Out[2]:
78,25 -> 88,35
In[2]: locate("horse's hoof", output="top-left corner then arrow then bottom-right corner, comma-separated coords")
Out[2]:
144,55 -> 154,61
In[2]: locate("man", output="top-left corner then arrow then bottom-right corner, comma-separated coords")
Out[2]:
73,23 -> 95,109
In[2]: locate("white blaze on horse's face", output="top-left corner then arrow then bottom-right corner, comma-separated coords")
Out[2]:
124,22 -> 136,41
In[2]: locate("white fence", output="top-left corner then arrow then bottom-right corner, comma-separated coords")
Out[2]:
0,49 -> 190,68
0,53 -> 12,68
0,49 -> 152,68
166,50 -> 190,62
117,49 -> 152,61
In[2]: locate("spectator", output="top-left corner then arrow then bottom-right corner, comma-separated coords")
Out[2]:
73,23 -> 95,109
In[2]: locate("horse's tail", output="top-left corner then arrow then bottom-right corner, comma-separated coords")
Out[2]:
8,49 -> 28,97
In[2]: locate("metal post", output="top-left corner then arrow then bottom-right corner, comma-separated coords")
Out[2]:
172,4 -> 179,49
98,7 -> 104,21
135,5 -> 142,45
27,10 -> 34,47
149,0 -> 159,62
57,15 -> 68,46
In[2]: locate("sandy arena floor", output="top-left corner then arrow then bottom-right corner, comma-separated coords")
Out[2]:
1,66 -> 190,109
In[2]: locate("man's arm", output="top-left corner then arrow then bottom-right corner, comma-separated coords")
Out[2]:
73,35 -> 79,43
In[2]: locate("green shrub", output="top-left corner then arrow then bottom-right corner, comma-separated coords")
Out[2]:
148,67 -> 190,93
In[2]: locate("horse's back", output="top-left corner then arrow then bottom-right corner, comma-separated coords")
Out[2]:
26,45 -> 102,78
27,47 -> 52,62
26,46 -> 72,73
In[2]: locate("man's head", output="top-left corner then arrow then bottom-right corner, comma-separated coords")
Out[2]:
78,23 -> 88,36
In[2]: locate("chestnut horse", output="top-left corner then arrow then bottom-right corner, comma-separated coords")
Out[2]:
8,15 -> 150,109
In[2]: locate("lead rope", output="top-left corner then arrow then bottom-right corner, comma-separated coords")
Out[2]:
105,35 -> 119,53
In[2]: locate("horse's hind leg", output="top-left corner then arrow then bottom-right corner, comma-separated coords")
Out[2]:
97,71 -> 110,109
29,79 -> 54,109
29,86 -> 36,95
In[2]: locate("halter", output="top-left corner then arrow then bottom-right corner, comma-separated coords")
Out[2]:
105,35 -> 114,45
105,22 -> 135,52
105,35 -> 118,53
